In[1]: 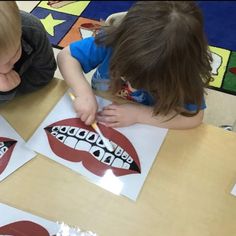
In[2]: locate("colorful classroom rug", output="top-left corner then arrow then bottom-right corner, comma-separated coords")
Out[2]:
30,1 -> 135,49
197,1 -> 236,96
30,1 -> 236,96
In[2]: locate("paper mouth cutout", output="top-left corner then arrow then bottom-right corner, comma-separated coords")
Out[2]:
0,137 -> 17,175
0,220 -> 50,236
44,118 -> 141,177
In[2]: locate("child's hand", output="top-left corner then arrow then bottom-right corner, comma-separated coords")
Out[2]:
0,70 -> 21,92
96,103 -> 142,128
73,92 -> 98,125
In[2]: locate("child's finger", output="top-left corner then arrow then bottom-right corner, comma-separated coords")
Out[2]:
103,103 -> 118,110
84,114 -> 95,126
98,109 -> 115,116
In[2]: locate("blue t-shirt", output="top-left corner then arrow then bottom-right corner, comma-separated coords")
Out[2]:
70,37 -> 206,111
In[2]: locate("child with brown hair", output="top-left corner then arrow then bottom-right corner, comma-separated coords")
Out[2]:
0,1 -> 56,104
57,1 -> 212,129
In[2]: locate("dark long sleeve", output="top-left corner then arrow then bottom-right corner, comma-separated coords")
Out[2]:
16,11 -> 56,94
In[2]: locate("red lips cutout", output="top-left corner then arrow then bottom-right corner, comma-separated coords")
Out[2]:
44,118 -> 141,177
0,137 -> 17,175
0,220 -> 50,236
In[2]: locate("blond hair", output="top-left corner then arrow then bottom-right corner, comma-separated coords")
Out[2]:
0,1 -> 21,57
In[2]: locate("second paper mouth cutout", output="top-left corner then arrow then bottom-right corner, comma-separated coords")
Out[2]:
0,220 -> 51,236
0,137 -> 17,175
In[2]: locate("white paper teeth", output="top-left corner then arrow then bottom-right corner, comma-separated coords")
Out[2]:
89,146 -> 105,160
75,140 -> 91,151
0,145 -> 8,158
76,128 -> 88,139
59,126 -> 69,133
64,136 -> 78,148
85,132 -> 98,143
95,136 -> 106,148
101,152 -> 115,165
68,127 -> 79,136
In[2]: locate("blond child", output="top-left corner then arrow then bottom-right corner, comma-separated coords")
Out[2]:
0,1 -> 56,103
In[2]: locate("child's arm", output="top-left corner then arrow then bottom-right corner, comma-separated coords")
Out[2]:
97,103 -> 204,129
57,46 -> 98,125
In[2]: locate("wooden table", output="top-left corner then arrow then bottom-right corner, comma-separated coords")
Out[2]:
0,79 -> 236,236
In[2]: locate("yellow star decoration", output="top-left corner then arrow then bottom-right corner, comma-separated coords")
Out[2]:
40,13 -> 65,36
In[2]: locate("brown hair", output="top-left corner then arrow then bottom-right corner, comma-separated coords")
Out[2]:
95,1 -> 213,117
0,1 -> 21,58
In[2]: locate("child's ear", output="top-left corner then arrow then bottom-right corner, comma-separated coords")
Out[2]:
105,12 -> 127,26
100,18 -> 109,27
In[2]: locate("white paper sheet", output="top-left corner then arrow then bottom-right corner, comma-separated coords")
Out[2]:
0,115 -> 36,181
26,91 -> 168,201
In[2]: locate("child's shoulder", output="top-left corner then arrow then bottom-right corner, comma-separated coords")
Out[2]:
20,10 -> 45,32
20,11 -> 48,49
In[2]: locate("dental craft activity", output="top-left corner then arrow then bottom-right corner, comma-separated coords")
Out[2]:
0,116 -> 36,182
26,92 -> 168,201
0,1 -> 236,235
